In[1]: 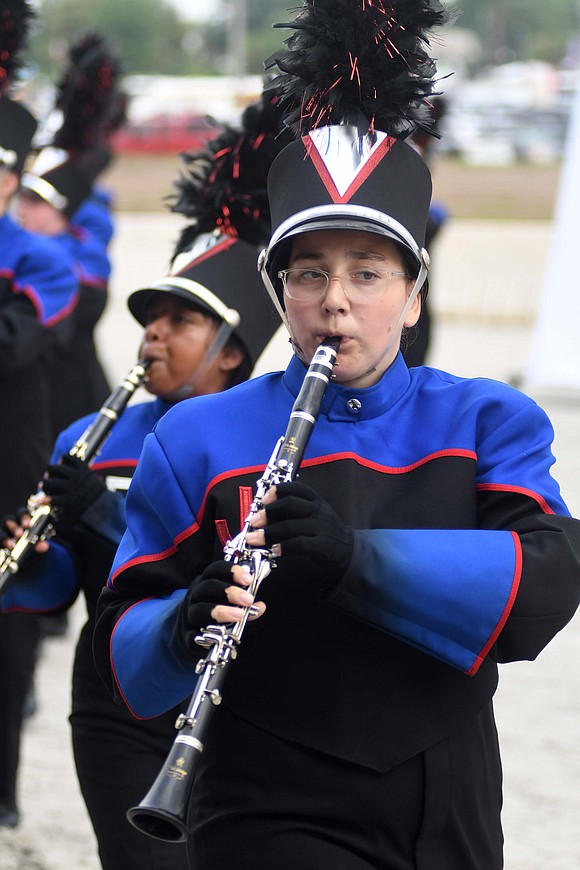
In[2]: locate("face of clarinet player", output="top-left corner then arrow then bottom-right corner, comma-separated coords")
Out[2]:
139,295 -> 245,402
16,190 -> 69,235
284,230 -> 421,390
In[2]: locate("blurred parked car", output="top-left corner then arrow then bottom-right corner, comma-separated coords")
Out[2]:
111,113 -> 219,154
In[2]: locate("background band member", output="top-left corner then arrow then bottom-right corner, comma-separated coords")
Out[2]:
16,32 -> 127,435
0,0 -> 78,830
1,103 -> 281,867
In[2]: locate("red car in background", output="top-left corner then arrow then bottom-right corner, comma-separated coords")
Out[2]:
111,113 -> 220,154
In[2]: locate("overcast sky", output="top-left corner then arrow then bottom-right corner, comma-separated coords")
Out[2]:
167,0 -> 219,21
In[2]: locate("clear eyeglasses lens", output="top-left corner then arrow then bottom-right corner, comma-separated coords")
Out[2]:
278,268 -> 406,300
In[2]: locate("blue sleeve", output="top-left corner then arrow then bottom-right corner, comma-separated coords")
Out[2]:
16,236 -> 79,327
94,430 -> 201,716
327,528 -> 520,675
328,397 -> 580,675
0,542 -> 79,613
110,590 -> 198,717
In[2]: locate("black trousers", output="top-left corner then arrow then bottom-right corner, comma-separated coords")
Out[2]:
70,624 -> 189,870
188,704 -> 504,870
0,611 -> 42,811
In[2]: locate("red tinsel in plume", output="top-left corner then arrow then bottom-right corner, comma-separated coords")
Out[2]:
52,32 -> 125,153
265,0 -> 452,140
170,88 -> 293,256
0,0 -> 35,95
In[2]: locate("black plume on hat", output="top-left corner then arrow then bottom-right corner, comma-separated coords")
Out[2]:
260,0 -> 451,315
21,32 -> 125,215
170,88 -> 292,252
128,91 -> 290,368
0,0 -> 37,175
52,31 -> 126,153
0,0 -> 35,97
267,0 -> 450,140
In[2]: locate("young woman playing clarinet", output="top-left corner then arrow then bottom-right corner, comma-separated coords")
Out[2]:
94,2 -> 580,869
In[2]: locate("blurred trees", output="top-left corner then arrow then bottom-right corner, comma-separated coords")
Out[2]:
31,0 -> 190,76
29,0 -> 292,78
28,0 -> 580,81
446,0 -> 579,67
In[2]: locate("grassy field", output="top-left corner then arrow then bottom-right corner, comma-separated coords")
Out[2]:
103,153 -> 561,221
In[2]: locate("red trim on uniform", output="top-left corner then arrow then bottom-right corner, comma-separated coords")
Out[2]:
78,274 -> 108,289
110,546 -> 178,585
476,482 -> 555,515
305,134 -> 396,204
110,450 -> 477,585
302,448 -> 477,474
215,518 -> 231,547
11,281 -> 43,320
110,601 -> 154,720
91,459 -> 138,471
239,486 -> 253,528
466,531 -> 522,676
44,289 -> 79,327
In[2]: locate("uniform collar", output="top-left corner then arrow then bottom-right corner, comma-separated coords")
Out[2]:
283,350 -> 411,422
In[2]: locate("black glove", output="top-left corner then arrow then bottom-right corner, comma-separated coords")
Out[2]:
260,481 -> 354,586
42,454 -> 107,538
173,561 -> 234,659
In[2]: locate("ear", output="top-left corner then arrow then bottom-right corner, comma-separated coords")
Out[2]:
404,289 -> 422,329
218,342 -> 245,372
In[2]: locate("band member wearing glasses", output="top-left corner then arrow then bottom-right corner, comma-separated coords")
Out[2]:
93,3 -> 580,868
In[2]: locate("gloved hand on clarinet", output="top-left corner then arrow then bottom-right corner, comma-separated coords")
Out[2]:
245,481 -> 355,587
173,560 -> 266,660
41,454 -> 107,538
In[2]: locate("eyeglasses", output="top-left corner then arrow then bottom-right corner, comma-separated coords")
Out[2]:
278,267 -> 408,301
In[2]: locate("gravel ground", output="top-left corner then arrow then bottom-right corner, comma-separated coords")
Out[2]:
1,214 -> 579,870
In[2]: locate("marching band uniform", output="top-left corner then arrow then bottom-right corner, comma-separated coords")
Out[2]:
19,146 -> 113,434
72,185 -> 116,252
93,345 -> 580,869
0,212 -> 79,509
18,32 -> 127,434
93,1 -> 580,867
1,100 -> 281,862
0,30 -> 79,822
0,210 -> 78,829
2,395 -> 189,866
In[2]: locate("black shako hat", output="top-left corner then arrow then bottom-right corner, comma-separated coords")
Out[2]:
0,98 -> 37,176
0,0 -> 36,176
127,91 -> 289,369
20,32 -> 124,217
265,129 -> 432,271
128,231 -> 279,369
21,145 -> 110,217
258,0 -> 451,323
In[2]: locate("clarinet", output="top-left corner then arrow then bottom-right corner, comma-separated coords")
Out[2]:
127,336 -> 341,844
0,359 -> 151,599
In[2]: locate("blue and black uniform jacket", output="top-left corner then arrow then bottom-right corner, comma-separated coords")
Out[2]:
94,353 -> 580,771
